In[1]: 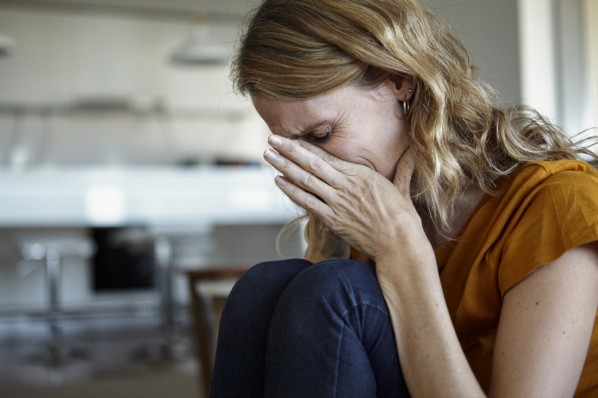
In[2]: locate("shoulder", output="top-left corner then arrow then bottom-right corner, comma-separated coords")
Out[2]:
509,159 -> 598,188
494,160 -> 598,294
498,160 -> 598,217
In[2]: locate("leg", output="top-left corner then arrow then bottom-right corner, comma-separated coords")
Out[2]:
265,259 -> 409,398
210,258 -> 312,398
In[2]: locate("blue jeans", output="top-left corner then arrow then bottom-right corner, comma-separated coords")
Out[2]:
209,259 -> 410,397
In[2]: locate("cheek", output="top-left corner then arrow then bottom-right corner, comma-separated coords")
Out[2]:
324,114 -> 408,175
320,138 -> 370,168
370,122 -> 409,178
324,141 -> 358,162
329,138 -> 387,172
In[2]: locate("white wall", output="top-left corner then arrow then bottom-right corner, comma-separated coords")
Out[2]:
585,0 -> 598,128
518,0 -> 558,120
518,0 -> 595,134
426,0 -> 521,104
0,6 -> 268,168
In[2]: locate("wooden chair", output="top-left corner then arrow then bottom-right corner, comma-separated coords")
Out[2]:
186,266 -> 248,397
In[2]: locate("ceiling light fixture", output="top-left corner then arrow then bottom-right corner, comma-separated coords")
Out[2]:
170,15 -> 233,66
0,32 -> 15,57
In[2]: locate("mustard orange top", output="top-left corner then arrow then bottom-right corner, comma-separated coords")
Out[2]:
435,160 -> 598,396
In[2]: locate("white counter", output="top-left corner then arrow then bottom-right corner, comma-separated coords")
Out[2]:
0,166 -> 301,227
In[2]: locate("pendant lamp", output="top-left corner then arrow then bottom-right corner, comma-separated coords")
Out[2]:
0,32 -> 15,57
170,15 -> 232,66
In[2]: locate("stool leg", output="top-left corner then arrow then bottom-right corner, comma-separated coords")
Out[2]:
45,247 -> 64,366
132,235 -> 189,361
155,236 -> 175,340
43,246 -> 87,367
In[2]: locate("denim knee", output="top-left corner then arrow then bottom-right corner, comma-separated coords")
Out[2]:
264,259 -> 404,398
212,258 -> 312,398
279,259 -> 383,308
224,258 -> 313,318
233,258 -> 311,291
270,259 -> 389,333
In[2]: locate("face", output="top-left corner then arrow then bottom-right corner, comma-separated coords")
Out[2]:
253,80 -> 411,180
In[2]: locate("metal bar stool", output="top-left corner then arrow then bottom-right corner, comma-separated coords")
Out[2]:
133,227 -> 216,362
18,232 -> 94,367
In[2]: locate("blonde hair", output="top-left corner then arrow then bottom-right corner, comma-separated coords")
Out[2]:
232,0 -> 597,236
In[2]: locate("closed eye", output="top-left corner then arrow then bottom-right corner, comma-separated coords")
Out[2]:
310,126 -> 333,143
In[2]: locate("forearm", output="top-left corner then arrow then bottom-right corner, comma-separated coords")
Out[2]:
376,247 -> 485,398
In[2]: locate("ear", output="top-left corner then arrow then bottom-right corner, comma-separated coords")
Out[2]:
388,75 -> 416,101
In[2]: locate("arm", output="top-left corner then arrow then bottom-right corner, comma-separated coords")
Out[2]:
264,135 -> 598,397
490,242 -> 598,397
375,230 -> 486,397
377,238 -> 598,398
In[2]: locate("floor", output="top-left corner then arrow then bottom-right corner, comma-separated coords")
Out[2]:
0,308 -> 203,398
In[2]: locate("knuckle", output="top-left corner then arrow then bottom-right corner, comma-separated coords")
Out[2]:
329,217 -> 345,232
326,155 -> 340,168
304,195 -> 320,211
303,173 -> 320,189
342,181 -> 359,196
309,157 -> 324,172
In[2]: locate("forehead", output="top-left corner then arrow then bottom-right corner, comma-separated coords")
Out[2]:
252,93 -> 335,117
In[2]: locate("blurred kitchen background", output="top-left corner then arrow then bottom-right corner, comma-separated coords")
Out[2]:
0,0 -> 596,397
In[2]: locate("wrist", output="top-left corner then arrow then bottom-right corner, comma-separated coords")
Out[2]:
374,227 -> 436,277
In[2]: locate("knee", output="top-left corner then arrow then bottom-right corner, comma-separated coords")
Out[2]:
276,259 -> 383,312
269,259 -> 389,340
226,258 -> 312,308
289,259 -> 378,295
234,258 -> 311,289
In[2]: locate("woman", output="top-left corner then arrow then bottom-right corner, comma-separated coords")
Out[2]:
210,0 -> 598,396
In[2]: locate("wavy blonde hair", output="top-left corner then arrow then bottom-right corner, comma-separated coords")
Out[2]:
232,0 -> 597,236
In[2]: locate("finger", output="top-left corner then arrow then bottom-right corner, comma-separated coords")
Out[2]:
294,138 -> 378,182
268,135 -> 349,189
295,139 -> 353,173
274,175 -> 335,221
264,148 -> 337,204
392,146 -> 416,196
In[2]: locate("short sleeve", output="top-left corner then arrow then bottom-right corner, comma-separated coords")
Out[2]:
498,170 -> 598,295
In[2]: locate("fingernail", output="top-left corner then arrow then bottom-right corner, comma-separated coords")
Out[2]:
263,149 -> 280,162
274,175 -> 287,186
268,135 -> 283,147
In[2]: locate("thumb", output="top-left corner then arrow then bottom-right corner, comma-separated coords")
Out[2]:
392,147 -> 416,196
